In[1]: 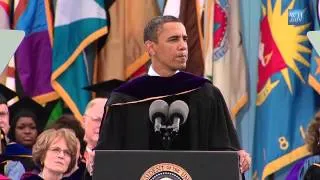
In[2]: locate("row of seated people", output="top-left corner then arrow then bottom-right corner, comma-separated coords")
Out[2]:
0,84 -> 110,179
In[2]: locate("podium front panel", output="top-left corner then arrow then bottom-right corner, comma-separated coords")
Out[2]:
93,150 -> 240,180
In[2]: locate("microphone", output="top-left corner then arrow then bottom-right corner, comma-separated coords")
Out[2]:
168,100 -> 189,132
149,100 -> 169,133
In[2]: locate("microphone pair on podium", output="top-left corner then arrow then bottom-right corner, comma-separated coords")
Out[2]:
149,100 -> 189,140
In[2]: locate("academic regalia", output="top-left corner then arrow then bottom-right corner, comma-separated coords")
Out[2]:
0,97 -> 48,178
96,72 -> 241,151
304,163 -> 320,180
4,142 -> 32,156
83,80 -> 125,180
21,169 -> 89,180
0,84 -> 18,153
0,150 -> 36,180
286,156 -> 308,180
83,79 -> 125,98
20,172 -> 43,180
286,155 -> 320,180
0,142 -> 36,174
6,97 -> 48,151
0,84 -> 18,104
0,130 -> 6,155
20,163 -> 87,180
63,161 -> 86,180
9,97 -> 48,132
8,97 -> 48,144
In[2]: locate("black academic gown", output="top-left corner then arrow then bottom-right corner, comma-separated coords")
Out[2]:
304,163 -> 320,180
96,72 -> 241,151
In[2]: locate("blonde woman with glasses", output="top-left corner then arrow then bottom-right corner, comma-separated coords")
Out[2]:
21,128 -> 78,180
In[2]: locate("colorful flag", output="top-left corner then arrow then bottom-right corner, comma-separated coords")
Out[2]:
179,0 -> 205,76
162,0 -> 204,76
203,0 -> 214,80
45,100 -> 63,128
0,0 -> 10,29
52,0 -> 108,120
203,0 -> 248,119
5,58 -> 17,105
95,0 -> 159,82
309,0 -> 320,93
254,0 -> 319,179
163,0 -> 181,18
13,0 -> 57,104
0,0 -> 17,105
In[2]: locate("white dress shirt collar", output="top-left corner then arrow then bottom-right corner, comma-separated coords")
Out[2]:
148,65 -> 179,76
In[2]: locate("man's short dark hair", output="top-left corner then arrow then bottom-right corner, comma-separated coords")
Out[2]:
144,15 -> 182,43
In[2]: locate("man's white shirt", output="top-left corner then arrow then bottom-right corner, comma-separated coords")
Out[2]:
148,65 -> 179,76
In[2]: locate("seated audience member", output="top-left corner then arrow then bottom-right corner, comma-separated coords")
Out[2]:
21,128 -> 78,180
304,111 -> 320,180
82,98 -> 107,177
49,114 -> 86,179
286,111 -> 320,179
7,97 -> 48,150
83,98 -> 108,151
83,79 -> 123,178
0,97 -> 48,179
50,114 -> 86,157
0,84 -> 19,153
0,85 -> 18,179
0,84 -> 17,140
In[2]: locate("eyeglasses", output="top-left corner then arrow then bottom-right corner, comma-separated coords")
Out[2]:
48,147 -> 72,157
84,114 -> 102,122
0,111 -> 8,117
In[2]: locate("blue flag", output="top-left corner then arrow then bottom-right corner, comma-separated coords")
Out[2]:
254,0 -> 320,179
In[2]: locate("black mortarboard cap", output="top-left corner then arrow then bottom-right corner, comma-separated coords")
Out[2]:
0,84 -> 17,104
9,97 -> 49,132
83,79 -> 125,98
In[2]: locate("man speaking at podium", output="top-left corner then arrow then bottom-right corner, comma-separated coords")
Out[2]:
96,15 -> 251,174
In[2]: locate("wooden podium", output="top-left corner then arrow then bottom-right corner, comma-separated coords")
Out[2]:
93,150 -> 241,180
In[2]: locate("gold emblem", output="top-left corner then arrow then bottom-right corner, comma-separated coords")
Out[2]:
140,163 -> 192,180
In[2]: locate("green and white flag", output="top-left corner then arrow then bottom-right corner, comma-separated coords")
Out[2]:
52,0 -> 108,120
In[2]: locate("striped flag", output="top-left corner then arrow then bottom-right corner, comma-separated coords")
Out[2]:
52,0 -> 108,120
179,0 -> 205,76
95,0 -> 159,82
203,0 -> 248,119
13,0 -> 58,104
163,0 -> 205,76
253,0 -> 319,179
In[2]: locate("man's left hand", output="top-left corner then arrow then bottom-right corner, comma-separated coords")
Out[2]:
238,150 -> 251,173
